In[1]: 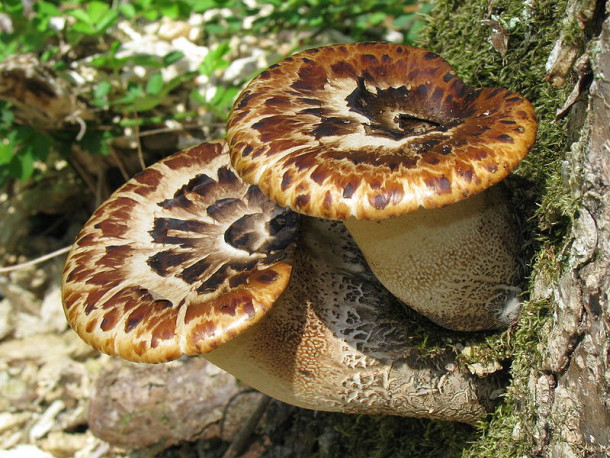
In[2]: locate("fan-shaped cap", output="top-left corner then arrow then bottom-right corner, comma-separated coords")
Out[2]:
62,140 -> 299,363
227,42 -> 538,220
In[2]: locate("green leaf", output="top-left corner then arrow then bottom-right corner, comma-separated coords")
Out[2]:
368,11 -> 387,26
89,54 -> 129,71
6,126 -> 20,145
189,0 -> 222,12
35,2 -> 60,18
70,21 -> 97,35
227,17 -> 243,32
0,41 -> 19,61
189,88 -> 206,104
217,86 -> 239,110
160,2 -> 181,19
135,0 -> 155,10
87,1 -> 112,23
42,47 -> 61,63
11,148 -> 36,180
131,54 -> 167,67
67,9 -> 92,25
392,13 -> 415,29
109,40 -> 122,54
119,3 -> 137,18
67,2 -> 118,35
30,129 -> 52,157
94,81 -> 112,98
119,114 -> 164,126
0,105 -> 15,130
145,73 -> 164,96
128,71 -> 195,112
79,128 -> 112,156
0,126 -> 52,181
89,52 -> 166,71
203,23 -> 226,36
163,50 -> 185,66
92,81 -> 112,107
140,9 -> 159,21
1,0 -> 24,15
198,41 -> 231,76
0,142 -> 13,165
192,84 -> 239,119
112,82 -> 144,107
95,10 -> 119,33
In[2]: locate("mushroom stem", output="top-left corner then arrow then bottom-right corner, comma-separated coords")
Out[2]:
205,217 -> 499,424
343,186 -> 521,331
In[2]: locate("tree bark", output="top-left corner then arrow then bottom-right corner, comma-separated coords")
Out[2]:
533,5 -> 610,456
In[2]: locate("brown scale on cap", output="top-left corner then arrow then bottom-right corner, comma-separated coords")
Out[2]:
227,42 -> 538,220
62,140 -> 299,363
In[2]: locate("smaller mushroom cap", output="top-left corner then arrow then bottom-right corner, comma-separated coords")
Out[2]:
62,140 -> 299,363
227,42 -> 538,219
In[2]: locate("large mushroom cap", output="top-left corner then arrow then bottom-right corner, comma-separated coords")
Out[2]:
227,42 -> 538,219
62,140 -> 299,363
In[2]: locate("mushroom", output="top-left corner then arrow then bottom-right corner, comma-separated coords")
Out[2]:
62,139 -> 498,423
62,140 -> 299,363
226,42 -> 538,331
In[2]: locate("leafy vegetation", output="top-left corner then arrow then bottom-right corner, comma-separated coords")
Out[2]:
0,0 -> 427,188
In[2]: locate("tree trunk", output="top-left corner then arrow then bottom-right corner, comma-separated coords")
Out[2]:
533,7 -> 610,456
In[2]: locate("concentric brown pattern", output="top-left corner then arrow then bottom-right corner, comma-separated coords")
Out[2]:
62,140 -> 299,363
227,42 -> 538,219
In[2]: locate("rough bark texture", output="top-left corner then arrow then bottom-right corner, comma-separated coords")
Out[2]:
534,7 -> 610,456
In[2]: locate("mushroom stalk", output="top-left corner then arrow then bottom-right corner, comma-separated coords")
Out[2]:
344,186 -> 521,331
205,217 -> 499,424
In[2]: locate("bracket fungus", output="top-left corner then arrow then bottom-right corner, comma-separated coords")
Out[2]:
227,42 -> 538,331
62,140 -> 299,363
62,140 -> 498,423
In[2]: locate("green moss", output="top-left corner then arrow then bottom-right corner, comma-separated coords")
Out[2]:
563,16 -> 585,47
421,0 -> 570,195
330,416 -> 473,457
417,0 -> 580,455
282,410 -> 476,458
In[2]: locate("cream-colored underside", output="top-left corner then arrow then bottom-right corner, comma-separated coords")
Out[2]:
344,187 -> 521,331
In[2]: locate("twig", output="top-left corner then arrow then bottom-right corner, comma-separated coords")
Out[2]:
111,122 -> 225,142
133,114 -> 146,171
68,157 -> 98,197
109,146 -> 130,182
95,169 -> 104,208
0,245 -> 72,274
125,123 -> 202,138
222,395 -> 271,458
